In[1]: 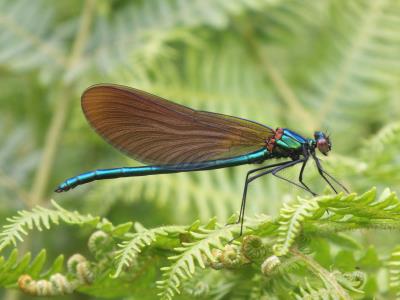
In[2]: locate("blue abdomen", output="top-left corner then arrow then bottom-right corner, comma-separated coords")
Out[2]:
55,148 -> 269,192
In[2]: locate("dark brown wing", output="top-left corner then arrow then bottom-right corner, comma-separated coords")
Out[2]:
82,84 -> 274,164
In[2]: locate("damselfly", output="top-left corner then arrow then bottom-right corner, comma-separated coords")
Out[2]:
56,84 -> 348,234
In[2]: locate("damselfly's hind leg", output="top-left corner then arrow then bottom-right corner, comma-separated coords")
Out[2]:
235,162 -> 291,224
226,161 -> 291,243
226,162 -> 290,224
231,159 -> 308,240
228,157 -> 323,242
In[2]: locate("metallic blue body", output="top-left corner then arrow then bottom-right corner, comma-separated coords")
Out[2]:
273,128 -> 309,155
57,148 -> 269,192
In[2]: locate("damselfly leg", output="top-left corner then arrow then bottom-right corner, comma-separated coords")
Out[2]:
322,169 -> 349,193
311,152 -> 349,194
235,158 -> 316,237
272,162 -> 317,196
234,161 -> 291,226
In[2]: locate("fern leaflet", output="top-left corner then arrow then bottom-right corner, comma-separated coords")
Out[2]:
0,200 -> 99,252
113,222 -> 186,277
156,221 -> 239,300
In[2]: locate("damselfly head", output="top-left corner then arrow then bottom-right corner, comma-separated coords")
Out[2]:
314,131 -> 331,156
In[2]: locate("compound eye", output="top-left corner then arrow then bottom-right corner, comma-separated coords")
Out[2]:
317,138 -> 330,155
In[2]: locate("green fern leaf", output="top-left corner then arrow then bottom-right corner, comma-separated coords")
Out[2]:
259,0 -> 400,141
87,0 -> 278,78
320,188 -> 400,221
113,222 -> 186,277
363,122 -> 400,156
156,222 -> 239,300
0,248 -> 60,287
0,200 -> 99,252
40,254 -> 64,278
26,249 -> 47,278
273,188 -> 400,257
0,0 -> 67,81
273,196 -> 327,256
294,282 -> 332,300
388,245 -> 400,299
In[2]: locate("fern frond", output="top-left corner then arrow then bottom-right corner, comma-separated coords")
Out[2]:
113,222 -> 186,277
273,196 -> 326,256
294,281 -> 332,300
326,121 -> 400,192
0,0 -> 67,78
364,122 -> 400,156
388,245 -> 400,299
0,200 -> 99,252
156,221 -> 239,300
271,188 -> 400,257
87,0 -> 276,77
291,249 -> 352,299
319,188 -> 400,221
262,0 -> 400,139
358,122 -> 400,186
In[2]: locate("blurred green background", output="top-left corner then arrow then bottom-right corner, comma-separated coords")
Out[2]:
0,0 -> 399,299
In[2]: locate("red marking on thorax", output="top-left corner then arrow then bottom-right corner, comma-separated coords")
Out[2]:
266,128 -> 284,152
275,128 -> 283,139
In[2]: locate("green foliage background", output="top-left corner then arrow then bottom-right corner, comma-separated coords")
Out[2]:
0,0 -> 399,299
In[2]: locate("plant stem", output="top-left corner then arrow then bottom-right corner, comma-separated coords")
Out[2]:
4,0 -> 95,300
29,0 -> 96,207
304,219 -> 400,234
290,248 -> 351,300
9,4 -> 95,299
29,91 -> 70,207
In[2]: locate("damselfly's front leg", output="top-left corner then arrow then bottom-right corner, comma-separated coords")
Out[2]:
311,152 -> 349,194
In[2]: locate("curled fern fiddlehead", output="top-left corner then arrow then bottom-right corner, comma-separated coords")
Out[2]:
261,255 -> 281,276
342,270 -> 366,289
241,235 -> 269,261
67,254 -> 93,285
18,273 -> 74,296
88,230 -> 112,257
208,244 -> 249,270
